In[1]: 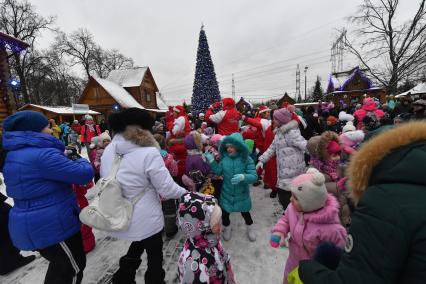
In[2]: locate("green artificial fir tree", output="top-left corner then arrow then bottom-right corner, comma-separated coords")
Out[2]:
191,25 -> 221,116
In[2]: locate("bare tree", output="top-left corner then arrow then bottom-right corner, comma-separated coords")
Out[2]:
0,0 -> 56,104
55,28 -> 98,79
91,48 -> 134,78
345,0 -> 426,95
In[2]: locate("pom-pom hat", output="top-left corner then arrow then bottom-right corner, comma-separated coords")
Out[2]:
273,108 -> 293,126
290,168 -> 328,212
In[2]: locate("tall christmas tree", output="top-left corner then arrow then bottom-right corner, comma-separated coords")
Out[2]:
191,25 -> 221,116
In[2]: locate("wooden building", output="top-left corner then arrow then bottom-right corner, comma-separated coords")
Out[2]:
325,67 -> 387,105
0,32 -> 29,123
19,104 -> 100,123
276,92 -> 296,107
236,97 -> 253,114
79,67 -> 167,118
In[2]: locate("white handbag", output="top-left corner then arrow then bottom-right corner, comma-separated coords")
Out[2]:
79,153 -> 145,232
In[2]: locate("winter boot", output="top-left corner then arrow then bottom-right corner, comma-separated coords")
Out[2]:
112,256 -> 142,284
246,224 -> 256,242
269,190 -> 277,198
223,225 -> 232,241
253,180 -> 261,187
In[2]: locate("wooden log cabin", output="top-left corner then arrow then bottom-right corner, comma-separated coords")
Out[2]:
0,32 -> 29,124
325,67 -> 387,106
79,67 -> 167,119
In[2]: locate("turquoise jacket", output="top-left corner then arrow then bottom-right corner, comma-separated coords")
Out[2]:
209,133 -> 257,212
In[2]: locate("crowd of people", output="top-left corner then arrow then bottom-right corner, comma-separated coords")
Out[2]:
1,93 -> 425,284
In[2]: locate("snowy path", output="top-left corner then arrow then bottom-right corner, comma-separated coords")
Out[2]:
1,183 -> 288,284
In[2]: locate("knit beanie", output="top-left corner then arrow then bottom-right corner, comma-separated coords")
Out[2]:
210,134 -> 223,147
327,116 -> 338,125
342,121 -> 356,133
3,111 -> 49,133
290,168 -> 328,212
273,108 -> 292,126
327,140 -> 341,155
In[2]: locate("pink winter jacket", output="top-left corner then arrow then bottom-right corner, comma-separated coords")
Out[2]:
272,194 -> 347,284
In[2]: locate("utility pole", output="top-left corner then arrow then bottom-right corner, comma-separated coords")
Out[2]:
304,66 -> 308,102
232,73 -> 235,100
296,64 -> 301,102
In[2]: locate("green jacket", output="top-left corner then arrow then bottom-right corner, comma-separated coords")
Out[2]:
209,133 -> 257,213
299,121 -> 426,284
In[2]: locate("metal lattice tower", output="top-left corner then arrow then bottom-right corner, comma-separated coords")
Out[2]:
296,64 -> 301,101
331,29 -> 346,73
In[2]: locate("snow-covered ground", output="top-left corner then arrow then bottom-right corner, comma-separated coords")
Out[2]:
1,155 -> 288,283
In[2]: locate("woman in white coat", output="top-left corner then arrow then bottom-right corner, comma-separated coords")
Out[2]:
101,108 -> 187,284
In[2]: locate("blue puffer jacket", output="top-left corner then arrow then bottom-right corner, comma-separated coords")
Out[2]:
3,131 -> 94,250
209,133 -> 257,213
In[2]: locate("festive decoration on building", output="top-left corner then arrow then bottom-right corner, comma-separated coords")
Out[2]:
191,25 -> 221,116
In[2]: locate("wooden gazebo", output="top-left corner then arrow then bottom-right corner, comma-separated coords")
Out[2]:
0,32 -> 29,123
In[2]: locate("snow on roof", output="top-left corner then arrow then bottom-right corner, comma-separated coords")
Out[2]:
156,93 -> 169,110
396,82 -> 426,98
106,67 -> 148,88
22,104 -> 100,115
93,77 -> 145,109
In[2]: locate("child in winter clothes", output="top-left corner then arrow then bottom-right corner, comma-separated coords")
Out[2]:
258,107 -> 307,211
178,192 -> 235,284
205,133 -> 258,242
183,131 -> 210,192
154,133 -> 180,238
204,134 -> 223,199
316,131 -> 341,182
72,181 -> 96,253
271,168 -> 347,284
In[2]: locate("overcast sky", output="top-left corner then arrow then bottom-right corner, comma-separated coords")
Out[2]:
29,0 -> 414,105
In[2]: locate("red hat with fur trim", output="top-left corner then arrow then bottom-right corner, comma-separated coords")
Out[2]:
173,105 -> 186,115
222,98 -> 235,110
258,105 -> 270,114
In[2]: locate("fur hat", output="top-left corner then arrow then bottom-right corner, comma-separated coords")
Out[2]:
84,115 -> 94,121
290,168 -> 328,212
340,130 -> 364,148
90,136 -> 101,149
273,108 -> 292,126
108,108 -> 155,133
258,105 -> 270,114
3,111 -> 49,133
342,121 -> 356,133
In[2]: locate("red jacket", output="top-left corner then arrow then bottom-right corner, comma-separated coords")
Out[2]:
71,124 -> 81,134
244,117 -> 271,153
206,107 -> 242,135
80,124 -> 101,143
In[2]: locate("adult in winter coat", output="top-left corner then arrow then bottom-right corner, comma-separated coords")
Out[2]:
353,98 -> 384,129
207,133 -> 258,242
49,118 -> 61,139
258,108 -> 307,211
263,119 -> 278,198
299,121 -> 426,284
3,111 -> 94,284
168,105 -> 191,179
205,97 -> 242,135
80,115 -> 101,154
101,108 -> 187,284
243,105 -> 272,153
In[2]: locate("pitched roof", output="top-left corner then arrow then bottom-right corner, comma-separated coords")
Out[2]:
93,77 -> 145,109
20,104 -> 100,115
156,93 -> 168,110
327,67 -> 373,93
106,67 -> 148,88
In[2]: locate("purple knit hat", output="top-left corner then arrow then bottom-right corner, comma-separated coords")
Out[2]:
273,108 -> 292,125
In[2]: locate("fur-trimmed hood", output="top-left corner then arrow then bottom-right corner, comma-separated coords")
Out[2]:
274,120 -> 299,135
114,125 -> 160,154
318,131 -> 340,161
348,121 -> 426,204
304,194 -> 341,224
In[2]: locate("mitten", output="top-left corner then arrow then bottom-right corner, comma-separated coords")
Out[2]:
231,174 -> 245,184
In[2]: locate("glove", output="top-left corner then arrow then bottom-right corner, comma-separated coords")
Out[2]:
204,152 -> 215,163
256,162 -> 263,170
270,232 -> 286,248
231,174 -> 245,185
